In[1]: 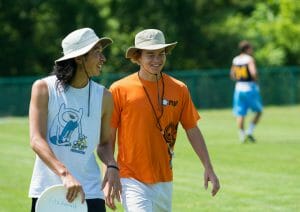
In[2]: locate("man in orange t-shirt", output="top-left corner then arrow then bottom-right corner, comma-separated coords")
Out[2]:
108,29 -> 220,211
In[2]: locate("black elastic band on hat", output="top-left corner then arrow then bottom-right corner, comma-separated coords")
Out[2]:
82,59 -> 91,117
88,79 -> 91,117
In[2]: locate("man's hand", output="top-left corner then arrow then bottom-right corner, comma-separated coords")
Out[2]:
102,166 -> 122,210
61,172 -> 85,203
204,168 -> 220,196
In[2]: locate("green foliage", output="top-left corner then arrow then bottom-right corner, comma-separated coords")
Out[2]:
1,0 -> 300,76
0,0 -> 111,76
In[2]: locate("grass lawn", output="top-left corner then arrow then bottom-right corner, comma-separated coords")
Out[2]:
0,105 -> 299,212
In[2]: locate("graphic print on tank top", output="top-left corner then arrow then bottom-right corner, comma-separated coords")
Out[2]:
232,64 -> 253,81
49,103 -> 88,154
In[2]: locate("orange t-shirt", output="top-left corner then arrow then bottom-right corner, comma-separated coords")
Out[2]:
110,72 -> 200,183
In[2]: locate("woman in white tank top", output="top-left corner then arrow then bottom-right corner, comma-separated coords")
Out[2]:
28,28 -> 121,212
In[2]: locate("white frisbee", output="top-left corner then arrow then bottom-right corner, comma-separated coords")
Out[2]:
35,184 -> 87,212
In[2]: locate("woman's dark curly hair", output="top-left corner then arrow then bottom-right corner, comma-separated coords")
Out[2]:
52,58 -> 77,90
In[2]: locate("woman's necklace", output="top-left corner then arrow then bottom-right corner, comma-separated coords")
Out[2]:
138,72 -> 165,135
138,72 -> 175,168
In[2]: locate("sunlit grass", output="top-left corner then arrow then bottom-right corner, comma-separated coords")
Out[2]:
0,106 -> 299,212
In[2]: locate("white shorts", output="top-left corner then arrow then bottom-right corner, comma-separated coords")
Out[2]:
121,178 -> 173,212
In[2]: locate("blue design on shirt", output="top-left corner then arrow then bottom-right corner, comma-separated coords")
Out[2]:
49,103 -> 88,154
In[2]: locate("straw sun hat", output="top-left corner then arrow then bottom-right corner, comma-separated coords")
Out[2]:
126,29 -> 177,59
55,28 -> 113,63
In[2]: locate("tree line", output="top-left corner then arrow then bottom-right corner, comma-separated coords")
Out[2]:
1,0 -> 300,76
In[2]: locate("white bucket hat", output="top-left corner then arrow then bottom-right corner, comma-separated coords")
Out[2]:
126,29 -> 177,59
55,28 -> 113,63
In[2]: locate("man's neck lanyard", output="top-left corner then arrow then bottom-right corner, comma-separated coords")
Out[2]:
138,72 -> 174,168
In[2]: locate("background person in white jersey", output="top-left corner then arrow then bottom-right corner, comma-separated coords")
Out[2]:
28,28 -> 121,212
230,40 -> 263,143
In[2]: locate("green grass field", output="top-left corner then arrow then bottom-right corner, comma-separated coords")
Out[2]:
0,105 -> 299,212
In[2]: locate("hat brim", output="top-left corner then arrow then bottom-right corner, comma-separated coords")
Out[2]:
55,37 -> 113,63
125,42 -> 177,59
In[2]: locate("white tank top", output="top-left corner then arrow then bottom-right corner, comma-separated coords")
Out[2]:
232,54 -> 256,91
232,54 -> 252,66
29,75 -> 105,199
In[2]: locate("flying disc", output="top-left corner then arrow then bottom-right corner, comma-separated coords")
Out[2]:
35,184 -> 87,212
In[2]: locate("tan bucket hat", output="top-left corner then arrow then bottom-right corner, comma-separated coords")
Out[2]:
126,29 -> 177,59
55,28 -> 113,63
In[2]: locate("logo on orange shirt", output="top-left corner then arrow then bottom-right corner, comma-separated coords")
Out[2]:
163,122 -> 178,148
162,99 -> 178,107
